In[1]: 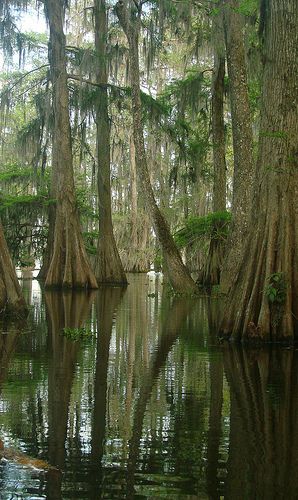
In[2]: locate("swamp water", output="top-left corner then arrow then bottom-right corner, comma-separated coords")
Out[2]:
0,274 -> 298,499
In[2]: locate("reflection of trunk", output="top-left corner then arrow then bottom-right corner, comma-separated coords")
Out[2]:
93,0 -> 127,285
126,298 -> 192,498
115,2 -> 196,294
220,0 -> 298,340
206,355 -> 223,499
206,304 -> 224,499
91,287 -> 124,464
44,0 -> 97,289
0,328 -> 20,388
0,220 -> 27,317
220,0 -> 254,295
223,346 -> 298,499
45,291 -> 94,497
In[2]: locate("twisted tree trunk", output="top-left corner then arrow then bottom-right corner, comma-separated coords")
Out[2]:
220,0 -> 298,341
115,0 -> 197,294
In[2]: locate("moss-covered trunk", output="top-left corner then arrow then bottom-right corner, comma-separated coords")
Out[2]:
115,1 -> 196,293
44,0 -> 97,289
93,0 -> 127,285
0,220 -> 27,317
220,0 -> 298,341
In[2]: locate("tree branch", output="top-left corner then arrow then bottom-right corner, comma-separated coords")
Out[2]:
0,65 -> 49,100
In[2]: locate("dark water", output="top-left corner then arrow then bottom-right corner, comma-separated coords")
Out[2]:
0,274 -> 298,499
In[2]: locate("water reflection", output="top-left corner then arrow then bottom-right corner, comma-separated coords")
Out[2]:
126,298 -> 193,498
0,277 -> 298,498
90,287 -> 125,497
223,346 -> 298,500
45,290 -> 95,498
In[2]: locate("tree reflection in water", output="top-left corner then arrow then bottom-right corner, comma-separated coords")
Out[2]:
126,297 -> 193,498
45,290 -> 95,498
89,286 -> 125,497
1,278 -> 298,498
223,346 -> 298,500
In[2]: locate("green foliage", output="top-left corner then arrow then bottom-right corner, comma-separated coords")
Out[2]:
76,187 -> 98,220
265,273 -> 287,304
19,253 -> 35,268
82,230 -> 99,256
0,165 -> 34,182
237,0 -> 259,16
174,211 -> 231,249
61,326 -> 93,342
0,194 -> 53,212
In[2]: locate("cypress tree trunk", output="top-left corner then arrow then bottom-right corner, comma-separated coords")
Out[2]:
220,0 -> 254,294
93,0 -> 127,285
220,0 -> 298,341
44,0 -> 98,289
0,220 -> 27,317
115,0 -> 196,293
212,30 -> 226,214
198,15 -> 227,290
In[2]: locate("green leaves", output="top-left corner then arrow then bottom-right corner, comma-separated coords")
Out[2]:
62,326 -> 93,342
265,273 -> 287,304
174,211 -> 231,248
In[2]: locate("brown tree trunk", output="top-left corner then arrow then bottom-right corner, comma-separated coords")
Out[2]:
44,0 -> 98,289
115,1 -> 197,294
220,0 -> 298,341
220,0 -> 254,294
130,134 -> 138,252
212,21 -> 227,214
93,0 -> 127,285
198,22 -> 227,290
0,220 -> 27,317
128,135 -> 150,272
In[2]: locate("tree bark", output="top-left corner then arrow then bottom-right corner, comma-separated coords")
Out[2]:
220,0 -> 298,341
212,14 -> 226,215
115,0 -> 197,293
198,17 -> 227,290
0,220 -> 27,317
220,0 -> 254,294
93,0 -> 127,285
44,0 -> 98,289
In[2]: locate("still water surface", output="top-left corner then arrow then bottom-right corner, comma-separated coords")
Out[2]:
0,274 -> 297,499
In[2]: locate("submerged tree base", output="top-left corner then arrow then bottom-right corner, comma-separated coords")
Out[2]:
45,203 -> 98,290
0,222 -> 28,318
